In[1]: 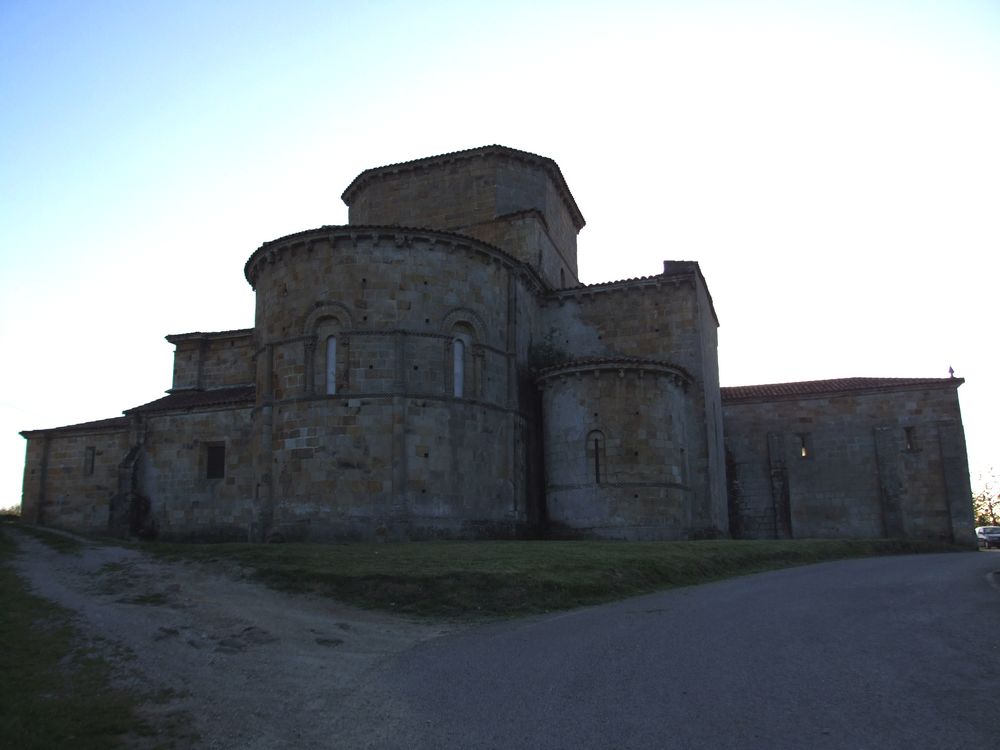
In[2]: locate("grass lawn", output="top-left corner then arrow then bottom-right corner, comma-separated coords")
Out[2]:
146,536 -> 967,619
0,516 -> 969,748
0,522 -> 156,749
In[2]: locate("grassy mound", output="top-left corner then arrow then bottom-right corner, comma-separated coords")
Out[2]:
147,537 -> 964,619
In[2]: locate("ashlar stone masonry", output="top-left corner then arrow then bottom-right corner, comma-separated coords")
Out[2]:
19,146 -> 976,545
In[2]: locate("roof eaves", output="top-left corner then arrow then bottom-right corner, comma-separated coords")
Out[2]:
165,328 -> 254,344
20,415 -> 129,439
720,377 -> 964,404
244,224 -> 541,290
124,386 -> 256,415
549,264 -> 709,303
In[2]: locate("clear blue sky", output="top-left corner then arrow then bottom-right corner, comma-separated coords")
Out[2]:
2,0 -> 998,506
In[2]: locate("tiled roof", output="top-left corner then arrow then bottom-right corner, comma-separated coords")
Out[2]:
339,145 -> 586,229
126,386 -> 255,414
20,416 -> 129,438
721,377 -> 963,403
568,273 -> 662,290
165,328 -> 253,343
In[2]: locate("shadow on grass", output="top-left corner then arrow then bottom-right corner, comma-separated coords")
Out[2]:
145,537 -> 968,620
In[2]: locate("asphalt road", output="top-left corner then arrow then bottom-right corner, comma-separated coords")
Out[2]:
366,552 -> 1000,749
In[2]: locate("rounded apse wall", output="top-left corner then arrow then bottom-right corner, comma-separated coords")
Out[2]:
537,359 -> 695,540
244,226 -> 537,540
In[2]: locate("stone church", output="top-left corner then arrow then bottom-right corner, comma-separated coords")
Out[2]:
19,146 -> 976,545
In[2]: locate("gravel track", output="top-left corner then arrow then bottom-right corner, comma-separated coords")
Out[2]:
8,528 -> 451,749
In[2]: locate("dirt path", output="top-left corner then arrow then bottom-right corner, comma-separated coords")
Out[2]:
8,529 -> 454,749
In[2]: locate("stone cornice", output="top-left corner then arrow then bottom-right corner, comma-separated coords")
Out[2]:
244,225 -> 547,293
257,328 -> 509,358
536,357 -> 694,387
252,392 -> 529,420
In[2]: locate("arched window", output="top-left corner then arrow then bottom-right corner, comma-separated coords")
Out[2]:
325,336 -> 337,395
452,338 -> 465,397
443,315 -> 478,398
312,315 -> 344,396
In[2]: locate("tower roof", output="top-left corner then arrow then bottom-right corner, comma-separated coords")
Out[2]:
341,145 -> 586,230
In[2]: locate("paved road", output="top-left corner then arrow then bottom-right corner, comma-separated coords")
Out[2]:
360,552 -> 1000,749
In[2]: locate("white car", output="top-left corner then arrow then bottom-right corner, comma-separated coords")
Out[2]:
976,526 -> 1000,549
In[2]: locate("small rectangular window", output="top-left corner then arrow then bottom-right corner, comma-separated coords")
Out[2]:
84,446 -> 95,476
206,444 -> 226,479
904,426 -> 916,452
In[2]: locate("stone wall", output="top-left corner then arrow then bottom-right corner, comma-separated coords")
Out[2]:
723,382 -> 975,544
19,145 -> 975,546
539,361 -> 696,539
692,265 -> 727,533
138,407 -> 255,540
541,276 -> 701,368
20,420 -> 130,532
341,146 -> 583,290
260,397 -> 524,540
246,226 -> 539,540
539,262 -> 728,535
461,210 -> 580,288
168,330 -> 255,391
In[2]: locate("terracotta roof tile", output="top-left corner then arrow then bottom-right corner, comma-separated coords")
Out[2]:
126,386 -> 255,414
721,377 -> 963,403
571,273 -> 662,290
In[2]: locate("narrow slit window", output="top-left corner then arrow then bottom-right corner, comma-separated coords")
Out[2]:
904,426 -> 916,452
453,338 -> 465,397
798,433 -> 810,459
84,446 -> 95,476
325,336 -> 337,395
587,430 -> 605,484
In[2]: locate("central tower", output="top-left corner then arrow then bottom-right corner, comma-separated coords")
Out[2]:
341,145 -> 586,289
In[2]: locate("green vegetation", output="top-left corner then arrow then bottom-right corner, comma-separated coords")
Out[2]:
147,537 -> 964,619
12,522 -> 86,553
973,469 -> 999,526
0,524 -> 154,749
